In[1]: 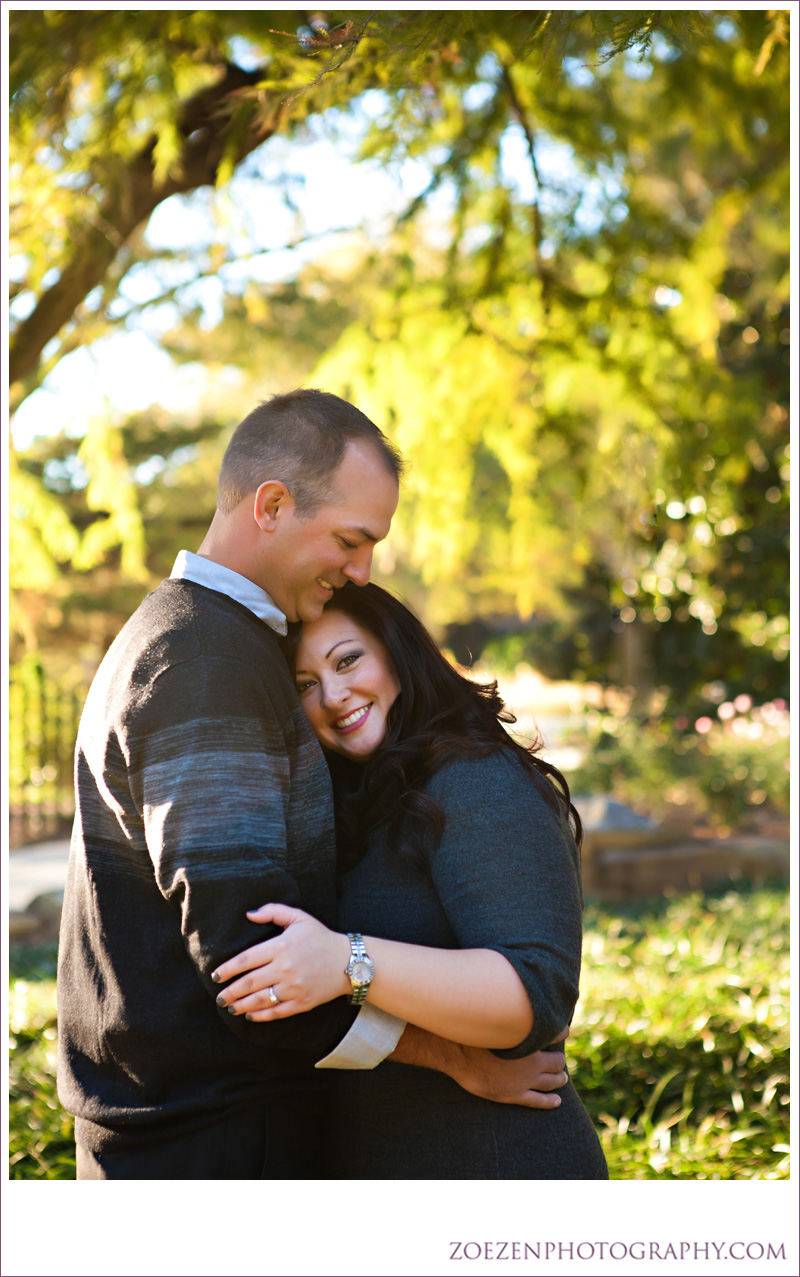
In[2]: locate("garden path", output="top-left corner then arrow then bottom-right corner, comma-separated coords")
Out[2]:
7,839 -> 70,912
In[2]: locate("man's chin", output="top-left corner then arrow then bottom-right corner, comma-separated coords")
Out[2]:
295,600 -> 326,624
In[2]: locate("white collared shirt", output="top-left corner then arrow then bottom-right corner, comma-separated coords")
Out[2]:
170,551 -> 405,1068
170,550 -> 288,633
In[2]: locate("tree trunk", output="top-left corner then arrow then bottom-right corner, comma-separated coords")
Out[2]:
617,616 -> 656,711
9,62 -> 269,394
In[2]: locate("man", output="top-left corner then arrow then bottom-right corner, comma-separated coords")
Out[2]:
57,389 -> 566,1179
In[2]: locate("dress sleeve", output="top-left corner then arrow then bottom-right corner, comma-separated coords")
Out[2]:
127,653 -> 359,1057
427,751 -> 583,1056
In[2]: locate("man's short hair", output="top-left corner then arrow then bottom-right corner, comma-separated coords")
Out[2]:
217,388 -> 405,518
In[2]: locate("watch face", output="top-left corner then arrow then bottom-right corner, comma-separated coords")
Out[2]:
351,960 -> 372,985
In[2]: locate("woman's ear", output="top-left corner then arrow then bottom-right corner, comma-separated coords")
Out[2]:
253,480 -> 292,533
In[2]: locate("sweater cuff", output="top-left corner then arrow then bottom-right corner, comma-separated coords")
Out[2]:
315,1004 -> 406,1070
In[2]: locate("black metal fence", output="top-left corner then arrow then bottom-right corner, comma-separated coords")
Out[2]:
8,661 -> 87,848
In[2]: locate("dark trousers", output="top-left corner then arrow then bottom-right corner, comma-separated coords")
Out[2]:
76,1084 -> 328,1180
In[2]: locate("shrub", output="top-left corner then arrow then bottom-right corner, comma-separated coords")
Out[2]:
9,943 -> 75,1180
568,700 -> 789,832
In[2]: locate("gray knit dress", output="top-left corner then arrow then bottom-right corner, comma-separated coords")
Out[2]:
322,751 -> 608,1179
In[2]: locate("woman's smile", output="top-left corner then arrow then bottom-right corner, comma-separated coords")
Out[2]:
332,703 -> 372,733
295,613 -> 400,759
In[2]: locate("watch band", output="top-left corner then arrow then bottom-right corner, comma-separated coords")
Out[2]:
344,932 -> 375,1005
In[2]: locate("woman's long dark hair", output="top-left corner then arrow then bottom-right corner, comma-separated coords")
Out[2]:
285,582 -> 582,870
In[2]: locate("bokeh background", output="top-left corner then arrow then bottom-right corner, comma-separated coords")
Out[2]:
8,8 -> 790,1180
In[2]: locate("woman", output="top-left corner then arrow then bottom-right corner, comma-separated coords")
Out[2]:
214,583 -> 607,1179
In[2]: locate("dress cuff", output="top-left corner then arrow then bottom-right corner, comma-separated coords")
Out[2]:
315,1003 -> 406,1070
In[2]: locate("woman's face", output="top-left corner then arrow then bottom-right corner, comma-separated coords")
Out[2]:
294,610 -> 401,760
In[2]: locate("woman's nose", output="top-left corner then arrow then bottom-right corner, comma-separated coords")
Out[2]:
320,678 -> 349,710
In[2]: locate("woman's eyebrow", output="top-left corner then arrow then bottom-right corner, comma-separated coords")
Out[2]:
295,638 -> 359,674
325,638 -> 359,659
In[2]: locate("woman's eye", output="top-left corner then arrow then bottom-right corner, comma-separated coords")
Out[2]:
337,652 -> 361,670
296,680 -> 315,695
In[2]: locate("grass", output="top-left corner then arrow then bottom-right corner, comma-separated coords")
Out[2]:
8,886 -> 790,1179
573,884 -> 790,1178
8,942 -> 75,1180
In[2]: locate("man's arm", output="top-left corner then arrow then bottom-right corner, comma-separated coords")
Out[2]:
212,901 -> 570,1097
130,654 -> 360,1056
315,1002 -> 406,1069
389,1023 -> 568,1109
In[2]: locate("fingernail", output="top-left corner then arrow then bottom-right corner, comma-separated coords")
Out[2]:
215,994 -> 226,1007
227,1006 -> 238,1016
211,971 -> 221,983
553,1097 -> 561,1107
245,1013 -> 253,1021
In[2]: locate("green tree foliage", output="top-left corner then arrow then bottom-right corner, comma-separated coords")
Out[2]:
9,8 -> 689,663
13,409 -> 224,660
9,10 -> 789,718
9,8 -> 685,402
291,10 -> 789,708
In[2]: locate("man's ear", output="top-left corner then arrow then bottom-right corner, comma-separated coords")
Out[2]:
253,480 -> 292,533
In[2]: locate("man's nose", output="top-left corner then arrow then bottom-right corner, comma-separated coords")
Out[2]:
342,544 -> 374,587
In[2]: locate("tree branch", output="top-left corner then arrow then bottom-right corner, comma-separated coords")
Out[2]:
9,61 -> 268,394
281,11 -> 375,108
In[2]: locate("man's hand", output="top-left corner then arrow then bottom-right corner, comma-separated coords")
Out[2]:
390,1024 -> 569,1110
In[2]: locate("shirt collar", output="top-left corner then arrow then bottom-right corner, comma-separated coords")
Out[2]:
170,550 -> 288,636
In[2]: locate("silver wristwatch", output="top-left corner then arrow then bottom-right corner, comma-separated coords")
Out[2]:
344,933 -> 375,1005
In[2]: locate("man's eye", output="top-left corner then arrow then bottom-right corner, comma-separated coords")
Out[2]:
340,538 -> 358,550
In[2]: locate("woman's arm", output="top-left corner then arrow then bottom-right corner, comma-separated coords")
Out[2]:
212,902 -> 534,1049
426,754 -> 583,1056
214,753 -> 582,1054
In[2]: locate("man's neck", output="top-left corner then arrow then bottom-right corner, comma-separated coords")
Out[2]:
196,512 -> 258,582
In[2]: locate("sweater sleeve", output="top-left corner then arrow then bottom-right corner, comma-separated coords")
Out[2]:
127,653 -> 359,1057
427,751 -> 583,1056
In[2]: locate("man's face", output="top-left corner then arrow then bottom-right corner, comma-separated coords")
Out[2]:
267,442 -> 399,624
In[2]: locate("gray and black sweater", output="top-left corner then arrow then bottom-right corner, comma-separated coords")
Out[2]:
57,579 -> 358,1152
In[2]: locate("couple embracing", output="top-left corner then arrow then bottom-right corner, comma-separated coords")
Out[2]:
57,389 -> 607,1180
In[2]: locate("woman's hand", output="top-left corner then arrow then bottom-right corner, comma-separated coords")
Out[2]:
211,903 -> 351,1020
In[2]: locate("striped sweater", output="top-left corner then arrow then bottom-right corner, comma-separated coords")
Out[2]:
57,579 -> 357,1151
